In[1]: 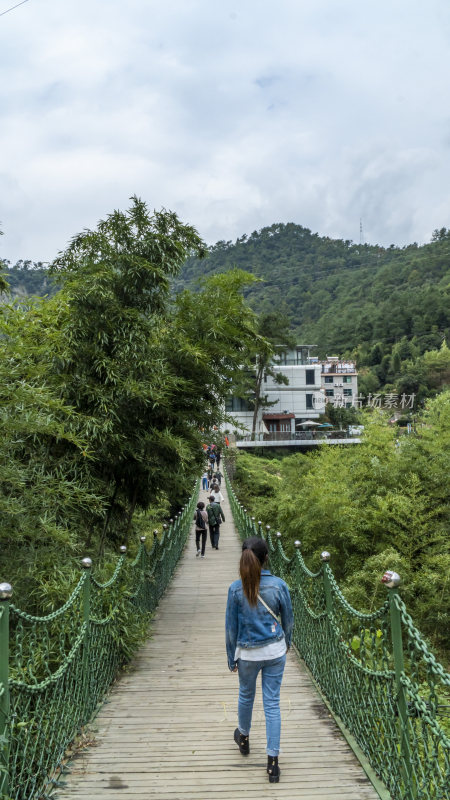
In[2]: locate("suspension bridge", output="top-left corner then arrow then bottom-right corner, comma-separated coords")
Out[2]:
0,473 -> 448,800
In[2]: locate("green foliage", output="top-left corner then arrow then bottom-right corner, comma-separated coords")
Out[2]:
1,199 -> 267,610
232,393 -> 450,659
0,298 -> 106,607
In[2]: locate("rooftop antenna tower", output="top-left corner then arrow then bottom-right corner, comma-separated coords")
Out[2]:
359,218 -> 364,246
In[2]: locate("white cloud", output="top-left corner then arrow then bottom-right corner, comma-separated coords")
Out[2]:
1,0 -> 450,261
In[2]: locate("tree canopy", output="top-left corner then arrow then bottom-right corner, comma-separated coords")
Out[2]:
0,199 -> 265,605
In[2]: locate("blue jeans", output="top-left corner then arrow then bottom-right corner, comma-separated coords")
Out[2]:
237,654 -> 286,756
202,477 -> 208,490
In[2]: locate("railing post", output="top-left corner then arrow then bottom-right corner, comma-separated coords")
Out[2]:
140,536 -> 147,583
81,558 -> 92,720
320,551 -> 333,615
0,582 -> 12,799
382,570 -> 415,800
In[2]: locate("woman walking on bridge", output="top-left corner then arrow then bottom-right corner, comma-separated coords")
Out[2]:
225,537 -> 293,783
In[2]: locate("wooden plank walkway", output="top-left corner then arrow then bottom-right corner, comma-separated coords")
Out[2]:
59,481 -> 380,799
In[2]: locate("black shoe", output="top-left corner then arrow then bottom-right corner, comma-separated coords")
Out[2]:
234,728 -> 249,756
267,756 -> 280,783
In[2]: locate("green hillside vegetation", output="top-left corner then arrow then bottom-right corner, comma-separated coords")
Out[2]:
228,391 -> 450,661
179,223 -> 450,403
4,222 -> 450,402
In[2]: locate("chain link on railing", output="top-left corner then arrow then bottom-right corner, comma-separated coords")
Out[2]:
0,482 -> 199,800
225,466 -> 450,800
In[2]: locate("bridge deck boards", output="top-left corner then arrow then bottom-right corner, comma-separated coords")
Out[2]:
59,482 -> 379,799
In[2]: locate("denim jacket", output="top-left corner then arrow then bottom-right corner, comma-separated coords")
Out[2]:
225,570 -> 294,671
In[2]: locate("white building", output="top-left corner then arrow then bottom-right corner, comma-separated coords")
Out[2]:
225,345 -> 323,437
320,357 -> 358,409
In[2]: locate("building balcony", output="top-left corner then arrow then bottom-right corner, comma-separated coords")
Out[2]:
321,366 -> 357,374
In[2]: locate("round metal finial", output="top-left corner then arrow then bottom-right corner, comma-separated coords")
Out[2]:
276,531 -> 282,539
153,529 -> 158,536
381,570 -> 401,588
119,545 -> 127,554
81,557 -> 92,569
140,536 -> 146,543
0,583 -> 13,600
243,508 -> 247,513
163,523 -> 168,530
266,525 -> 271,531
320,551 -> 331,562
252,516 -> 255,521
294,540 -> 301,549
169,518 -> 174,524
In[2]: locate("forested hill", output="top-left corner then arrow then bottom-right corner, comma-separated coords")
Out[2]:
4,225 -> 450,356
0,260 -> 58,298
3,222 -> 450,399
178,222 -> 450,359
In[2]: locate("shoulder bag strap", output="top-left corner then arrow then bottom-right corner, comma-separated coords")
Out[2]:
257,593 -> 281,622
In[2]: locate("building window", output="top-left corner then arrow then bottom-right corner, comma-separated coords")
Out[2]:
343,388 -> 352,397
306,394 -> 314,409
325,389 -> 334,397
345,402 -> 352,408
225,396 -> 251,412
305,369 -> 315,385
325,376 -> 334,384
343,376 -> 352,384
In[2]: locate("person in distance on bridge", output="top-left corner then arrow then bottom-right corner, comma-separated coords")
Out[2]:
194,501 -> 208,558
209,483 -> 224,504
213,468 -> 223,486
206,495 -> 225,549
225,537 -> 293,784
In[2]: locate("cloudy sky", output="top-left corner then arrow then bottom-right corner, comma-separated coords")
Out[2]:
1,0 -> 449,263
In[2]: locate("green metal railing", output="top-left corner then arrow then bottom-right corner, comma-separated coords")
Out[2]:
225,468 -> 450,800
0,483 -> 199,800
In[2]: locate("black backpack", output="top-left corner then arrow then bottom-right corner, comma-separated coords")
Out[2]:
196,509 -> 206,529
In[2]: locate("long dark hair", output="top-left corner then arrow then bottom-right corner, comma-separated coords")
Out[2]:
239,537 -> 269,607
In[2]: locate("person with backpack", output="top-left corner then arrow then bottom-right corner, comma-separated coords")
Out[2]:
216,449 -> 221,467
225,537 -> 293,784
207,496 -> 225,549
213,469 -> 223,486
207,464 -> 215,485
194,501 -> 208,558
